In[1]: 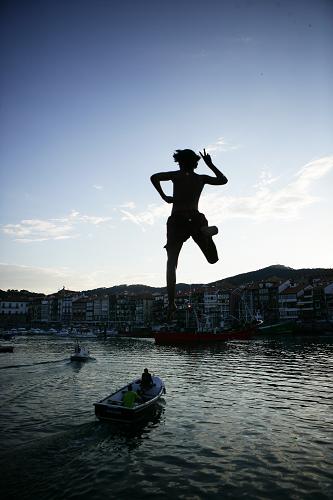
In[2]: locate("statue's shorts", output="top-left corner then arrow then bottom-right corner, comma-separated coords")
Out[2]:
164,210 -> 218,264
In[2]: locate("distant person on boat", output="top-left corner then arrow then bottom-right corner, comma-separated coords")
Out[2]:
151,148 -> 228,319
141,368 -> 153,390
122,384 -> 141,408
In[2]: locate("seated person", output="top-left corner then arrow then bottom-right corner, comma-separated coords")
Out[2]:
122,384 -> 140,408
140,368 -> 153,390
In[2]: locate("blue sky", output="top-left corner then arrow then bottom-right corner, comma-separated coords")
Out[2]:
1,0 -> 332,293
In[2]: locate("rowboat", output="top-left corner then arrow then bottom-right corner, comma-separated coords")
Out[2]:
154,324 -> 258,345
94,375 -> 166,422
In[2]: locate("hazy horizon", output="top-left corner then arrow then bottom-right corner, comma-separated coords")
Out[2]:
2,262 -> 333,295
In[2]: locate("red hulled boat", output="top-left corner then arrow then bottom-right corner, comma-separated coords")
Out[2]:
154,324 -> 257,345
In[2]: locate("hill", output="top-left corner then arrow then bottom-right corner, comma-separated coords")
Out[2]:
83,265 -> 333,295
2,265 -> 333,298
210,264 -> 333,288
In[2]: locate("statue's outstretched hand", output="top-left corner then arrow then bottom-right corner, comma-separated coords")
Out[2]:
199,148 -> 213,167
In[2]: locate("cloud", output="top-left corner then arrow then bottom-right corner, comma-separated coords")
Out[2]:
120,204 -> 169,229
92,184 -> 103,190
119,201 -> 136,209
253,170 -> 280,188
118,155 -> 333,226
201,156 -> 333,222
205,136 -> 240,154
0,263 -> 163,294
2,210 -> 112,242
0,263 -> 106,293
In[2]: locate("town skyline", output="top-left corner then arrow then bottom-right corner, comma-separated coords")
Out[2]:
1,265 -> 332,330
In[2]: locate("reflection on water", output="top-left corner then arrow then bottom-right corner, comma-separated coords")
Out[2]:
0,334 -> 332,499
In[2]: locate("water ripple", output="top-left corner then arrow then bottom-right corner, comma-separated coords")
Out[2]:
0,334 -> 332,499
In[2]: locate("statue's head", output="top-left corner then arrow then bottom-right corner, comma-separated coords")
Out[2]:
173,149 -> 200,170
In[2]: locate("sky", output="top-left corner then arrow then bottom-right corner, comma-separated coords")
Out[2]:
1,0 -> 332,294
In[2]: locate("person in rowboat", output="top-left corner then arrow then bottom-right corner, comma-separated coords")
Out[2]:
151,148 -> 228,319
122,384 -> 141,408
140,368 -> 153,390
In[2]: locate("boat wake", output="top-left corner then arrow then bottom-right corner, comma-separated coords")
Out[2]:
0,359 -> 69,370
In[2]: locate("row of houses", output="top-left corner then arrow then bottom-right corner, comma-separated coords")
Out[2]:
1,279 -> 333,329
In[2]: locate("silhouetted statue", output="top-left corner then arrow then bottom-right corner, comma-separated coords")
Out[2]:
151,148 -> 228,319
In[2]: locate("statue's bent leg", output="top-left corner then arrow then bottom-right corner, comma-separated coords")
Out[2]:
192,232 -> 219,264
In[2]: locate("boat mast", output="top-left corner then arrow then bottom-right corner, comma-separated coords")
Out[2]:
187,284 -> 200,330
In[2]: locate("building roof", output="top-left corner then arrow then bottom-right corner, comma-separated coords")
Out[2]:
279,284 -> 305,295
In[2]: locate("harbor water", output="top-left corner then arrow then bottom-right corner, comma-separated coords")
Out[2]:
1,333 -> 332,499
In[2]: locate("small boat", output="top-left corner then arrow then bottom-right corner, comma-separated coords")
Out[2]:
70,343 -> 90,361
1,331 -> 15,340
258,321 -> 295,335
57,328 -> 70,336
154,324 -> 258,345
105,328 -> 119,337
94,375 -> 166,422
0,345 -> 14,353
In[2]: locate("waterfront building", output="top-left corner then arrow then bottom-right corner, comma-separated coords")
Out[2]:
324,283 -> 333,320
85,297 -> 95,323
93,295 -> 109,323
0,297 -> 31,327
297,285 -> 314,320
72,296 -> 89,323
134,293 -> 153,326
151,292 -> 168,324
56,288 -> 80,324
109,292 -> 136,329
0,297 -> 30,316
278,284 -> 304,320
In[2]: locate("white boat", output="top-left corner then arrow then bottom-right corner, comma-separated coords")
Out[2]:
29,328 -> 45,335
94,375 -> 165,422
56,329 -> 70,336
106,328 -> 118,336
48,328 -> 58,334
70,343 -> 91,362
70,328 -> 97,338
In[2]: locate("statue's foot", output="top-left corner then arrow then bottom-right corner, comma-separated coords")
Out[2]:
201,225 -> 218,237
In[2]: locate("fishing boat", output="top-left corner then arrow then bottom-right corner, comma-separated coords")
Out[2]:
258,321 -> 295,335
154,324 -> 258,345
94,375 -> 166,422
0,345 -> 14,353
70,343 -> 91,361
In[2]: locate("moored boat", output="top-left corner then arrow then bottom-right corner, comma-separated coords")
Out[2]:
154,324 -> 257,345
0,345 -> 14,353
258,321 -> 295,335
94,375 -> 166,422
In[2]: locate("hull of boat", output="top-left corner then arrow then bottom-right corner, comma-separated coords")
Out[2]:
94,376 -> 165,422
0,345 -> 14,353
154,327 -> 257,345
258,321 -> 295,335
70,354 -> 90,361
